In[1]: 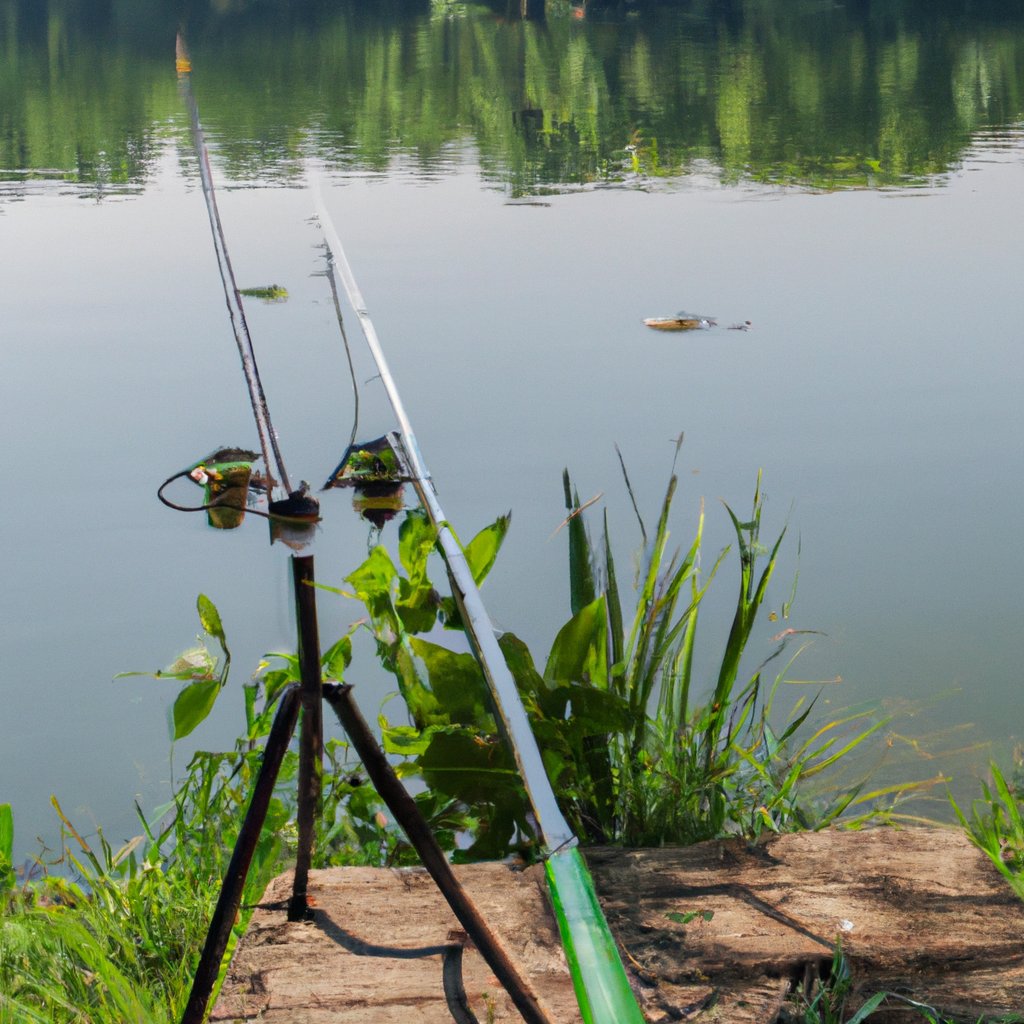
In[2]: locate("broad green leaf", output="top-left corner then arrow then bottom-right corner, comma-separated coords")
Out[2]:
244,682 -> 258,736
261,668 -> 294,704
399,508 -> 437,586
346,545 -> 398,596
463,512 -> 511,586
565,686 -> 631,736
397,577 -> 438,634
197,593 -> 225,642
417,729 -> 522,806
171,678 -> 221,740
346,546 -> 399,626
396,509 -> 440,633
846,991 -> 888,1024
498,632 -> 546,700
544,595 -> 608,688
666,910 -> 699,925
410,637 -> 492,729
381,724 -> 433,757
392,644 -> 442,729
322,635 -> 353,680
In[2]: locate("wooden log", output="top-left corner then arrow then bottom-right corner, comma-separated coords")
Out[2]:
211,828 -> 1024,1024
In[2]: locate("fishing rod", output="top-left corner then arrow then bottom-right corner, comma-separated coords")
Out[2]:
311,173 -> 646,1024
176,34 -> 291,503
172,44 -> 327,1024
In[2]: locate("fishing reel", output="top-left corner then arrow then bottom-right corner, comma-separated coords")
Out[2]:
158,447 -> 320,546
321,431 -> 414,528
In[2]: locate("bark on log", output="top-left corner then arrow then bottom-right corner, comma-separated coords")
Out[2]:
211,827 -> 1023,1024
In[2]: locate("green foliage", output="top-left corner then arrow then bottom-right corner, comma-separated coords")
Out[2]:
784,940 -> 888,1024
950,761 -> 1024,902
115,593 -> 232,741
336,475 -> 898,860
664,909 -> 713,925
545,469 -> 900,848
238,285 -> 288,302
0,806 -> 13,895
5,3 -> 1024,195
0,597 -> 403,1022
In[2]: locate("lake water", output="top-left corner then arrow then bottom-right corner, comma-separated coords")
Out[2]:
2,0 -> 1023,863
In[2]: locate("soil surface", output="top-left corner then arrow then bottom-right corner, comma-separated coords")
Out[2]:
211,827 -> 1023,1023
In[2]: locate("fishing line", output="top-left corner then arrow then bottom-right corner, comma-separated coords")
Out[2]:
324,249 -> 360,459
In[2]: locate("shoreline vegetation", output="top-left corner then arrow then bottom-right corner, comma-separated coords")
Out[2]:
3,0 -> 1024,196
2,469 -> 1022,1022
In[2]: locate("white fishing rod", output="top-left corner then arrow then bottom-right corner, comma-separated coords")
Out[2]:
311,172 -> 645,1024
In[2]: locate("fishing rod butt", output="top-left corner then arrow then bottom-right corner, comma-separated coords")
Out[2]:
544,846 -> 646,1024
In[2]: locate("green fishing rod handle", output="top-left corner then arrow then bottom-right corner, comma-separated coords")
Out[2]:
545,846 -> 646,1024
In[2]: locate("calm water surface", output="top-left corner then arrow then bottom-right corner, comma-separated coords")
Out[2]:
2,0 -> 1023,861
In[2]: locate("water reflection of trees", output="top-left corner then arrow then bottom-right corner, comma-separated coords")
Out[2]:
2,0 -> 1022,192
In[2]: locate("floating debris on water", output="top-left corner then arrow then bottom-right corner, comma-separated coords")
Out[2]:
644,312 -> 717,331
239,284 -> 289,303
728,321 -> 753,331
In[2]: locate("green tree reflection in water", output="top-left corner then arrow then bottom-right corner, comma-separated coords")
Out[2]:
1,0 -> 1023,194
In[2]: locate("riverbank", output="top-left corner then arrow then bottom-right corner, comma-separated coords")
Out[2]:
213,827 -> 1024,1024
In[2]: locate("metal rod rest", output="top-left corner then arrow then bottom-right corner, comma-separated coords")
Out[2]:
180,683 -> 302,1024
321,682 -> 554,1024
289,554 -> 324,921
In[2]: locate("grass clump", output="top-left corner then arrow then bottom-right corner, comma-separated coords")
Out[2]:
0,596 -> 412,1023
0,463 -> 943,1021
950,754 -> 1024,902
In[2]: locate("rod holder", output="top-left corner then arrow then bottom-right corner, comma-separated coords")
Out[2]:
289,554 -> 324,921
180,684 -> 302,1024
321,681 -> 554,1024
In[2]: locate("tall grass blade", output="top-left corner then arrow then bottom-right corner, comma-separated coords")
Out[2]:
564,470 -> 596,616
603,509 -> 624,670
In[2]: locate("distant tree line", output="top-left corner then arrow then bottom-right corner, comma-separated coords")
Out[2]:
2,0 -> 1023,192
